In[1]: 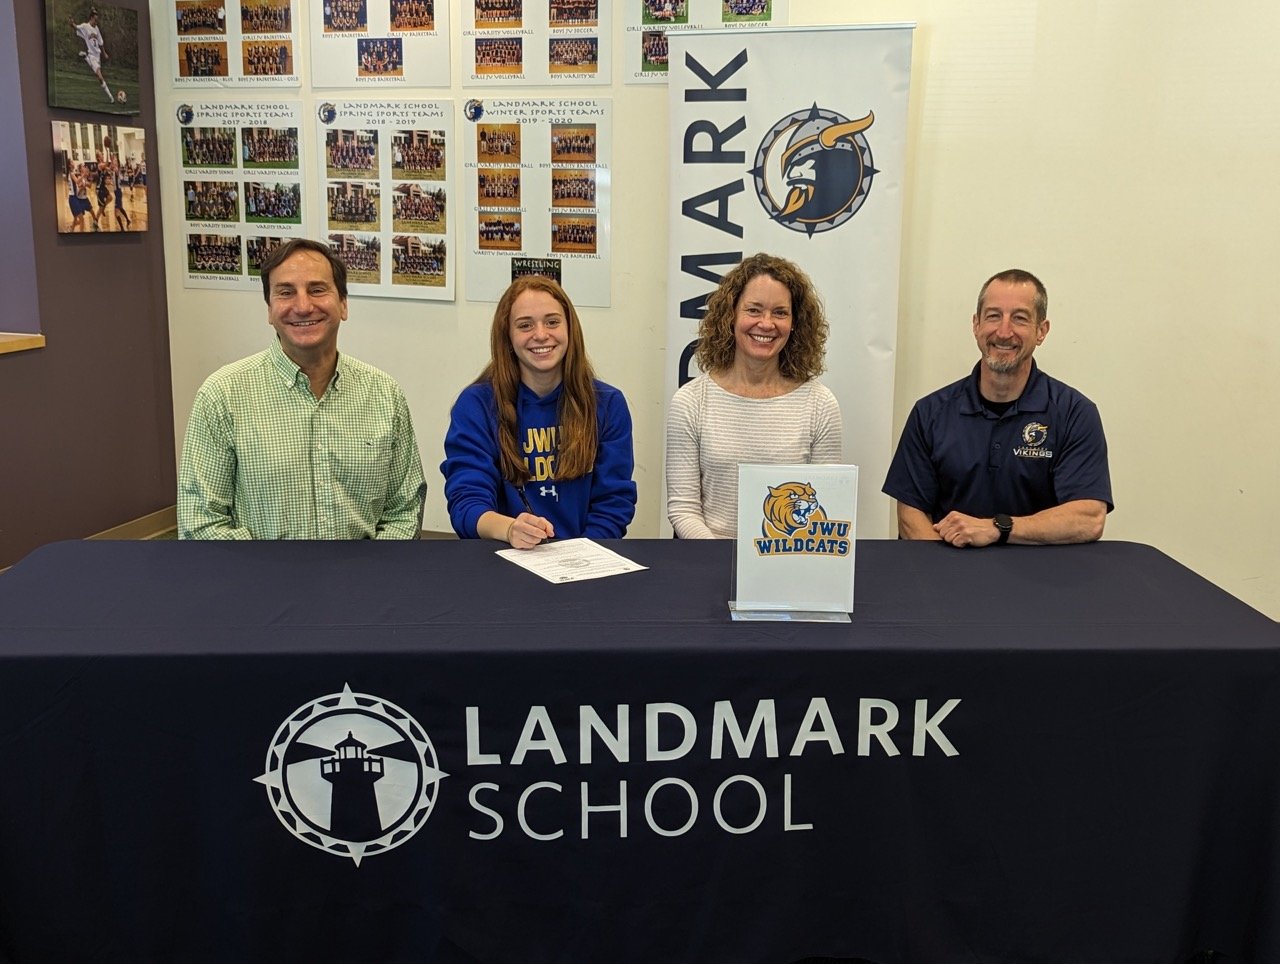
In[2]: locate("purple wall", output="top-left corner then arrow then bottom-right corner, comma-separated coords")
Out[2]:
0,1 -> 40,336
0,0 -> 174,567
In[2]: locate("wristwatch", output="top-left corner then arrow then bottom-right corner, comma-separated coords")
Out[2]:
993,514 -> 1013,545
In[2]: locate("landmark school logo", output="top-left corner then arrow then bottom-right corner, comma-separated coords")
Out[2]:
1015,421 -> 1053,459
255,685 -> 447,865
754,482 -> 852,556
750,104 -> 878,236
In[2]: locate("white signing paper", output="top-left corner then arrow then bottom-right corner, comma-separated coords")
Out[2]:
495,538 -> 647,584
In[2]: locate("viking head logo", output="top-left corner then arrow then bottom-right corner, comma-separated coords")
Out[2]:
751,104 -> 878,236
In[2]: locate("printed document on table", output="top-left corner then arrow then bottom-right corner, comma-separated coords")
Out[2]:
496,538 -> 647,584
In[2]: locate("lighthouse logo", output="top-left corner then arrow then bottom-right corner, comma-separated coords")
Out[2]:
255,684 -> 447,865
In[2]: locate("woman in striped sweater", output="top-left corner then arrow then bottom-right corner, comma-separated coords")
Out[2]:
664,253 -> 843,538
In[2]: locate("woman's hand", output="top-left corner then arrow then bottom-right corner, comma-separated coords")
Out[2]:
506,513 -> 555,549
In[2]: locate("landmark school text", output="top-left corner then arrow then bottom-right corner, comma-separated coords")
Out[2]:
464,696 -> 960,840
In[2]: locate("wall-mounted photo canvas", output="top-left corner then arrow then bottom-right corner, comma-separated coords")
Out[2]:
46,1 -> 142,115
52,121 -> 148,233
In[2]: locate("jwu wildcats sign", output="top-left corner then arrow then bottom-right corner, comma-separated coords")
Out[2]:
734,463 -> 858,617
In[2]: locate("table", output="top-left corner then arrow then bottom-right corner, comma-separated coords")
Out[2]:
1,538 -> 1277,963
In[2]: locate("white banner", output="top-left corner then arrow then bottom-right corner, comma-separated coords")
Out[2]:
666,25 -> 913,539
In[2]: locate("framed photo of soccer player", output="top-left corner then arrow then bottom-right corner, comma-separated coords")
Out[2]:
46,1 -> 141,115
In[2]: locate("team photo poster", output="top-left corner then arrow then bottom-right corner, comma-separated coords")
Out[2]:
623,0 -> 788,84
171,0 -> 301,87
463,97 -> 611,306
315,99 -> 456,300
176,100 -> 307,289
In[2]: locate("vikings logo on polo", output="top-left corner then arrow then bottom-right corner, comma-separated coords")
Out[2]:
750,104 -> 878,236
255,684 -> 447,865
1015,421 -> 1053,459
1022,422 -> 1048,447
755,482 -> 852,556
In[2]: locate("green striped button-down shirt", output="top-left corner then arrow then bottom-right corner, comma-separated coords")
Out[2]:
177,338 -> 425,539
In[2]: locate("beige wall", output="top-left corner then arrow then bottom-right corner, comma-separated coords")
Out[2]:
156,0 -> 1280,618
793,0 -> 1280,618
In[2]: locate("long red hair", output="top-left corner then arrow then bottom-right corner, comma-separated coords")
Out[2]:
476,275 -> 599,483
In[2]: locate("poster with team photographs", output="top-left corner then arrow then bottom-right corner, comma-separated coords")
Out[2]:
309,0 -> 450,88
175,100 -> 307,290
47,0 -> 141,115
463,98 -> 611,306
52,121 -> 148,234
464,0 -> 613,87
315,99 -> 455,300
171,0 -> 301,88
623,0 -> 788,84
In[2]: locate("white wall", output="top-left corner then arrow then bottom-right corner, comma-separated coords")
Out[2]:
156,0 -> 1280,618
153,0 -> 674,549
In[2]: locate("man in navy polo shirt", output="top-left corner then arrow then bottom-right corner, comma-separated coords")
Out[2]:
883,268 -> 1112,547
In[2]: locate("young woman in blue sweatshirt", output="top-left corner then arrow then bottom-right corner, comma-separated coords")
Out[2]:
441,275 -> 637,548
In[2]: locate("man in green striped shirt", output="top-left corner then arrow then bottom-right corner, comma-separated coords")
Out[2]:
177,239 -> 426,539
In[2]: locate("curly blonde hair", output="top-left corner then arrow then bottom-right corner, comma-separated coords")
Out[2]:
694,253 -> 829,381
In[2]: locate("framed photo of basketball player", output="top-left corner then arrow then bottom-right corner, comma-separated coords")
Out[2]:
52,121 -> 149,234
46,0 -> 141,115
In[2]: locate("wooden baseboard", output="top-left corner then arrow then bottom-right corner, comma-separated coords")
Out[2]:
87,506 -> 177,541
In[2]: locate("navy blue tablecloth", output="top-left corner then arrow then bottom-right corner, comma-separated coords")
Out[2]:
0,539 -> 1277,963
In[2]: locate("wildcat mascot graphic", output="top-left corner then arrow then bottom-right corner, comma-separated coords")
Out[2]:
761,482 -> 825,538
754,482 -> 851,556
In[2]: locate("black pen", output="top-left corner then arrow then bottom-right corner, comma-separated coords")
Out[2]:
517,485 -> 535,517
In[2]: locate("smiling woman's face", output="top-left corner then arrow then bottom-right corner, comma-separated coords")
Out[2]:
509,288 -> 568,393
733,273 -> 792,367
